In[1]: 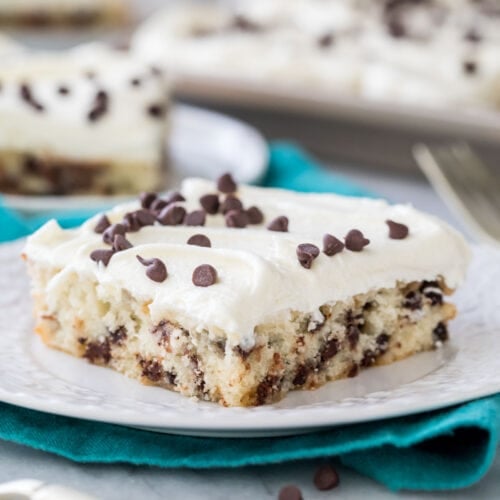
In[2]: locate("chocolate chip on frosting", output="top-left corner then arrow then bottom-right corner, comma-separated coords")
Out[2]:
102,223 -> 126,245
90,248 -> 114,266
199,193 -> 219,214
88,89 -> 109,122
112,234 -> 132,252
150,198 -> 168,212
386,219 -> 409,239
220,195 -> 243,214
187,234 -> 211,247
124,209 -> 156,232
94,215 -> 111,234
166,191 -> 186,204
225,209 -> 249,228
140,192 -> 157,209
217,173 -> 237,193
323,234 -> 344,256
296,243 -> 320,269
19,83 -> 44,112
246,206 -> 264,224
318,32 -> 335,48
192,264 -> 217,287
147,103 -> 166,119
57,85 -> 70,96
463,60 -> 478,75
267,216 -> 289,232
156,205 -> 186,226
345,229 -> 370,251
137,255 -> 167,283
184,210 -> 206,226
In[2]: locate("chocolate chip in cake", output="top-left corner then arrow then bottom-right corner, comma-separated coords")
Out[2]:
57,85 -> 70,96
345,229 -> 370,251
403,291 -> 422,310
256,374 -> 282,405
426,291 -> 443,306
320,338 -> 339,363
147,103 -> 166,119
220,195 -> 243,214
199,193 -> 220,214
157,205 -> 186,226
109,326 -> 127,345
233,345 -> 253,360
192,264 -> 217,287
140,192 -> 157,209
347,364 -> 359,378
184,210 -> 206,226
246,206 -> 264,224
84,339 -> 111,364
225,209 -> 249,228
217,172 -> 237,193
137,255 -> 168,283
292,364 -> 310,386
102,223 -> 126,245
19,83 -> 45,112
323,233 -> 344,256
318,32 -> 335,48
112,234 -> 133,252
90,248 -> 114,266
88,89 -> 109,122
296,243 -> 320,269
347,325 -> 360,349
433,322 -> 449,342
267,216 -> 289,232
187,234 -> 211,247
376,333 -> 390,352
463,60 -> 478,75
314,464 -> 340,491
278,485 -> 303,500
140,358 -> 165,382
386,219 -> 409,239
94,215 -> 111,234
166,191 -> 186,204
361,349 -> 376,367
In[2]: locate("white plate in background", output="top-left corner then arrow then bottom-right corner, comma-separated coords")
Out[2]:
1,104 -> 268,214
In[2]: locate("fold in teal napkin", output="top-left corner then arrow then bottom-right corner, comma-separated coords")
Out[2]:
0,142 -> 498,491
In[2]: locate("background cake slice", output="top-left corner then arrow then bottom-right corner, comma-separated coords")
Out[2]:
0,43 -> 169,196
23,176 -> 470,406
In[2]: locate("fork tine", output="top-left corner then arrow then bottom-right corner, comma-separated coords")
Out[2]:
413,143 -> 500,248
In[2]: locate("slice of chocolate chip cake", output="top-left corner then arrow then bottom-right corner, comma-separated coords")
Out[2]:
0,43 -> 168,196
23,175 -> 470,407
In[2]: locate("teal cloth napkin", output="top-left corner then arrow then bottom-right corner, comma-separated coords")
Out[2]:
0,142 -> 498,491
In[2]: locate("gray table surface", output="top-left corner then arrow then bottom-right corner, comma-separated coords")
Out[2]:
1,164 -> 498,500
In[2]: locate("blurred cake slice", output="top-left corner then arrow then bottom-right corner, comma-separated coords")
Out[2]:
23,175 -> 470,406
0,44 -> 169,195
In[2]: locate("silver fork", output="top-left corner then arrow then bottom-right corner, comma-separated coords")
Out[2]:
413,143 -> 500,249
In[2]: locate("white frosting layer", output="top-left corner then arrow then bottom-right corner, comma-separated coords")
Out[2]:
0,43 -> 168,163
25,178 -> 471,350
132,0 -> 500,109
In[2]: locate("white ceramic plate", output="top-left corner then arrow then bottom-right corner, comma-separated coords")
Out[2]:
1,104 -> 268,214
1,241 -> 499,437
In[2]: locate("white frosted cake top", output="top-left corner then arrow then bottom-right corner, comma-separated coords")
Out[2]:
25,177 -> 470,350
0,43 -> 168,163
132,0 -> 500,109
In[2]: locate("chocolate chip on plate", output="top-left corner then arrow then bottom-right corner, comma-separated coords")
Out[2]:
278,485 -> 303,500
90,248 -> 114,266
187,234 -> 211,247
157,205 -> 186,226
313,464 -> 340,491
345,229 -> 370,251
137,255 -> 167,283
184,210 -> 206,226
192,264 -> 217,287
246,206 -> 264,224
267,216 -> 289,232
94,215 -> 111,234
199,193 -> 219,214
225,209 -> 249,228
102,223 -> 126,245
386,219 -> 409,239
297,243 -> 320,269
217,172 -> 237,193
323,233 -> 344,256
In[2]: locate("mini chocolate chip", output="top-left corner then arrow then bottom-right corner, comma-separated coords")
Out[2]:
433,322 -> 449,342
463,60 -> 478,75
278,485 -> 303,500
465,29 -> 481,43
184,210 -> 206,226
19,83 -> 44,112
88,89 -> 109,122
150,198 -> 168,212
403,291 -> 422,310
58,85 -> 70,96
217,172 -> 237,193
157,205 -> 186,225
94,215 -> 111,234
296,243 -> 320,269
140,192 -> 157,209
166,191 -> 186,204
102,223 -> 126,245
386,219 -> 409,239
323,233 -> 344,256
192,264 -> 217,287
225,209 -> 249,228
150,66 -> 163,77
135,209 -> 156,226
130,77 -> 141,87
199,193 -> 219,214
220,195 -> 243,214
376,333 -> 390,351
345,229 -> 370,251
387,18 -> 406,38
113,234 -> 133,252
267,216 -> 289,232
232,15 -> 262,32
136,255 -> 168,283
246,206 -> 264,224
426,291 -> 443,306
187,234 -> 211,247
90,248 -> 114,266
147,103 -> 166,118
314,464 -> 340,491
123,212 -> 141,232
318,33 -> 334,48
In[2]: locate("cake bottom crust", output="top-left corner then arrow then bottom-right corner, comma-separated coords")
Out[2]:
29,261 -> 456,407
